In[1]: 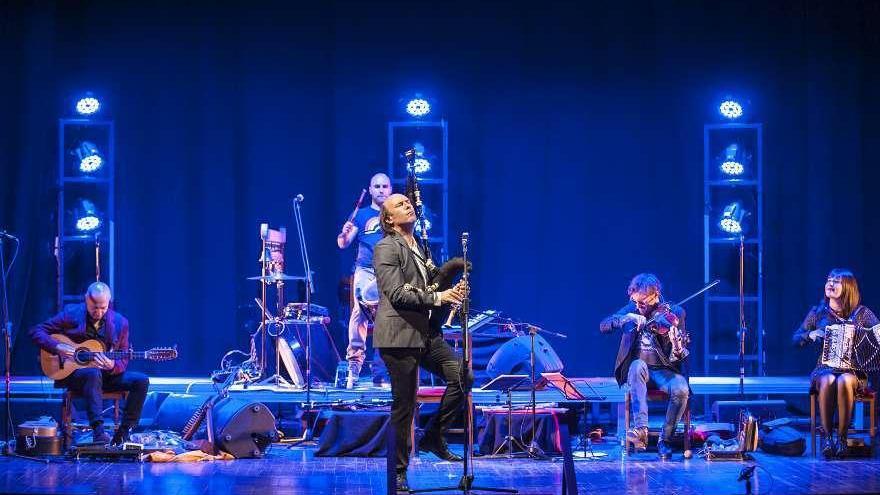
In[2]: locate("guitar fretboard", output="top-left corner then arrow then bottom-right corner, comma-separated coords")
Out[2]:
81,350 -> 149,359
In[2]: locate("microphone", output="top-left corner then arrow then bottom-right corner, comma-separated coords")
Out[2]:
294,194 -> 304,203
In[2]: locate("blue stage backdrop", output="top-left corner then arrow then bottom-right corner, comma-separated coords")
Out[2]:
2,1 -> 879,380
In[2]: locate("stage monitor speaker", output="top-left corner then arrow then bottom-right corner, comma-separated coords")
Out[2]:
210,398 -> 277,458
485,334 -> 563,379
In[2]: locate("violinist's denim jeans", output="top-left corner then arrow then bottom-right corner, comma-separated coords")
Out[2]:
627,359 -> 689,440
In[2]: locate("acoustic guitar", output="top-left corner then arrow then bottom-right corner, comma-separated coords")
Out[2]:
41,334 -> 178,380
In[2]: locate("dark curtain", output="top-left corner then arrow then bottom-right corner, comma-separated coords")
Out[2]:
2,1 -> 879,380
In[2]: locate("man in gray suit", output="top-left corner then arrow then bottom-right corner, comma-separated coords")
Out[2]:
373,193 -> 467,492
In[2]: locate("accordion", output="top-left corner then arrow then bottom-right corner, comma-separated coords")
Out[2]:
821,323 -> 880,371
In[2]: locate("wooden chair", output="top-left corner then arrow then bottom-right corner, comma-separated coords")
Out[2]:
623,388 -> 691,454
810,389 -> 876,457
60,390 -> 128,447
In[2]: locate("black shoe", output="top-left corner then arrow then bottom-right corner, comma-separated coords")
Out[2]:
91,422 -> 110,444
836,436 -> 850,458
821,437 -> 836,459
419,433 -> 463,462
111,424 -> 133,446
657,439 -> 672,460
395,472 -> 410,493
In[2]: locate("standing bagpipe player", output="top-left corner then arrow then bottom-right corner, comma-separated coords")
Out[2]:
372,175 -> 470,492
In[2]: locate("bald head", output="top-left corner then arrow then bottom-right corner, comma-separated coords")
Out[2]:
85,282 -> 112,321
369,173 -> 392,207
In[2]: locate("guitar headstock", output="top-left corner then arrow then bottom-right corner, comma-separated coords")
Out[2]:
146,345 -> 179,362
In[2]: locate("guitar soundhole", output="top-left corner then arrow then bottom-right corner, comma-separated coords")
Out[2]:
73,348 -> 93,365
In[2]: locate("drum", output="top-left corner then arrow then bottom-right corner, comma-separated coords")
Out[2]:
282,303 -> 329,320
277,321 -> 342,387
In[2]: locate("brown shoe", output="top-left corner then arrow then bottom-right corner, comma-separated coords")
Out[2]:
626,427 -> 648,452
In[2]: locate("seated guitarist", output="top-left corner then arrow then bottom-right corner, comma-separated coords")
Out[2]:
29,282 -> 149,445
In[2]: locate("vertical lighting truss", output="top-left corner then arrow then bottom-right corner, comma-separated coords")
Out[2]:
703,121 -> 764,394
58,96 -> 115,309
388,111 -> 449,260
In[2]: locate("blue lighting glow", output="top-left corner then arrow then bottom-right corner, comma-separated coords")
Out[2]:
719,100 -> 743,119
76,96 -> 101,116
80,155 -> 103,173
718,143 -> 749,177
74,199 -> 102,232
76,215 -> 101,232
74,141 -> 103,173
413,157 -> 431,174
720,161 -> 744,176
406,98 -> 431,118
415,217 -> 432,233
719,202 -> 745,234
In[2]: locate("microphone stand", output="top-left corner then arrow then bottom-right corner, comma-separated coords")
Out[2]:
292,197 -> 316,442
1,234 -> 11,455
738,234 -> 747,399
414,233 -> 515,495
1,234 -> 44,462
523,324 -> 567,460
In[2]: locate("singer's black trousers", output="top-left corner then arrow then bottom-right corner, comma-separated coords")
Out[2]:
379,335 -> 466,473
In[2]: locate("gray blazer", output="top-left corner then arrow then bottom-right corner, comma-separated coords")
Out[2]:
372,233 -> 440,348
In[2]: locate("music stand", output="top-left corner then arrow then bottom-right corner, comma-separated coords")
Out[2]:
540,373 -> 606,460
479,374 -> 531,458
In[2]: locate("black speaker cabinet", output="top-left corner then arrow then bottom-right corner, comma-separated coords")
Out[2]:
211,398 -> 277,458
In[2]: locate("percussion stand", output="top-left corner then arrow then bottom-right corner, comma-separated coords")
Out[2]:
256,279 -> 295,389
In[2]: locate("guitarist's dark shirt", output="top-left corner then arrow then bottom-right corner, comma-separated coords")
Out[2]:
29,303 -> 131,375
85,316 -> 104,341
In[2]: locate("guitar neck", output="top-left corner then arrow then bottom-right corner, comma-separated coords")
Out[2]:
102,350 -> 149,360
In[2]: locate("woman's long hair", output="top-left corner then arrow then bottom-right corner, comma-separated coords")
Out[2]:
823,268 -> 861,318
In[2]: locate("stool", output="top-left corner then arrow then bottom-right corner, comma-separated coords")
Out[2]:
810,389 -> 876,457
623,388 -> 691,453
60,390 -> 127,447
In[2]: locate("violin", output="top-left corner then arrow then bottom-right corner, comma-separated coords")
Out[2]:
645,303 -> 680,335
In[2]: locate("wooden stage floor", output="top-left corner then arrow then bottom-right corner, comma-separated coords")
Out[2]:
1,441 -> 878,495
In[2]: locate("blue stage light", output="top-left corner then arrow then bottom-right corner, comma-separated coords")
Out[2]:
719,100 -> 743,119
719,144 -> 744,176
76,95 -> 101,116
415,217 -> 432,233
74,141 -> 103,173
74,199 -> 102,232
413,158 -> 431,174
719,202 -> 746,234
406,98 -> 431,118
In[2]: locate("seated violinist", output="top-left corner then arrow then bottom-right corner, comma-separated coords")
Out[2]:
599,273 -> 689,459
